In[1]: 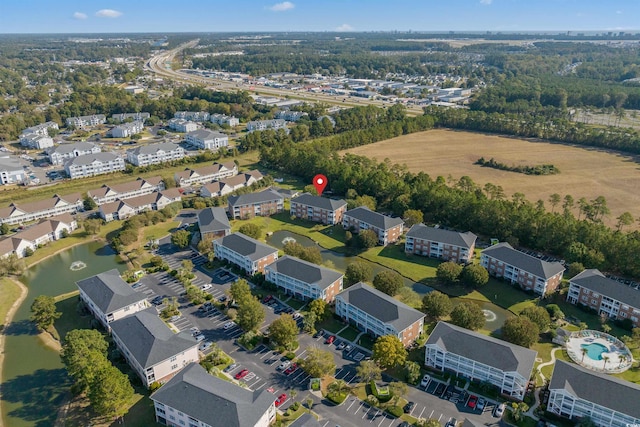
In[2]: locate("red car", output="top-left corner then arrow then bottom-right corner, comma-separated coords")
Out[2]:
263,295 -> 273,303
325,335 -> 335,344
234,369 -> 249,380
275,393 -> 287,407
467,395 -> 478,409
284,363 -> 298,375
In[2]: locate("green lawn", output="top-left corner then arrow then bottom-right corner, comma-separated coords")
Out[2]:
337,326 -> 360,342
360,244 -> 439,282
317,317 -> 346,334
54,292 -> 92,340
143,220 -> 180,242
357,334 -> 376,350
0,278 -> 22,331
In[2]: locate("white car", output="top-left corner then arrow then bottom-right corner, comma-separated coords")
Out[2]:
493,403 -> 506,418
199,341 -> 213,351
477,397 -> 486,411
190,327 -> 201,336
420,374 -> 431,388
195,334 -> 205,342
200,284 -> 212,291
223,321 -> 236,330
277,361 -> 291,371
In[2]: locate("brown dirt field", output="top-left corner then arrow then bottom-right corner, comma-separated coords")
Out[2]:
342,129 -> 640,229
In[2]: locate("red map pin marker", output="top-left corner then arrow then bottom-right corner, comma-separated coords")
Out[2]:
313,174 -> 328,196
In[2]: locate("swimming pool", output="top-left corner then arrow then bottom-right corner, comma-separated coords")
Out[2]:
580,343 -> 608,361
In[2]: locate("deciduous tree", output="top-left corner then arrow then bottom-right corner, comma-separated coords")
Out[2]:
239,223 -> 263,239
450,301 -> 485,331
269,314 -> 299,350
373,271 -> 403,296
460,264 -> 489,288
171,229 -> 190,249
236,297 -> 265,332
300,346 -> 336,378
520,306 -> 551,331
372,335 -> 407,369
356,360 -> 382,383
88,364 -> 135,419
436,261 -> 462,285
421,291 -> 453,320
502,316 -> 540,348
229,278 -> 252,303
345,262 -> 372,286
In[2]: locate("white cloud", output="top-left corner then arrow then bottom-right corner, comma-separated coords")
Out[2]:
480,0 -> 493,4
95,9 -> 123,18
269,2 -> 295,12
73,12 -> 87,20
335,24 -> 354,31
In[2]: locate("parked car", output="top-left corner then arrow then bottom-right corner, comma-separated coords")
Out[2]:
325,335 -> 335,344
403,401 -> 415,414
151,296 -> 164,305
277,361 -> 291,371
131,282 -> 143,289
477,397 -> 486,411
199,341 -> 212,351
190,327 -> 200,336
275,393 -> 287,407
467,395 -> 478,409
445,418 -> 458,427
218,295 -> 227,302
200,284 -> 212,291
223,363 -> 238,373
344,345 -> 352,353
263,295 -> 273,303
494,403 -> 506,418
195,334 -> 205,342
420,374 -> 431,388
234,369 -> 249,380
284,363 -> 298,375
223,321 -> 236,330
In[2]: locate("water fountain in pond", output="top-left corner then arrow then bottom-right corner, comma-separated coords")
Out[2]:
482,309 -> 497,322
282,237 -> 296,245
69,260 -> 87,271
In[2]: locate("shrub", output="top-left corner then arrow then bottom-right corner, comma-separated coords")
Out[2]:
369,380 -> 392,402
291,402 -> 300,411
285,352 -> 296,360
326,391 -> 348,405
386,405 -> 404,418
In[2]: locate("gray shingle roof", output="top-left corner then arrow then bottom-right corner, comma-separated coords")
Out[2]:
266,255 -> 343,290
65,152 -> 121,166
187,129 -> 226,140
570,269 -> 640,309
197,207 -> 231,234
482,242 -> 565,279
406,224 -> 476,249
289,413 -> 322,427
76,269 -> 147,314
227,189 -> 284,207
337,282 -> 424,332
344,206 -> 404,231
127,142 -> 181,156
46,142 -> 98,155
109,307 -> 198,369
150,362 -> 275,427
215,232 -> 278,261
426,321 -> 537,379
291,193 -> 347,211
549,360 -> 640,418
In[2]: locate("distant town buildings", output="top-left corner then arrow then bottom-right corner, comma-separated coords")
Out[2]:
174,111 -> 210,122
111,112 -> 150,123
246,119 -> 287,132
210,113 -> 239,127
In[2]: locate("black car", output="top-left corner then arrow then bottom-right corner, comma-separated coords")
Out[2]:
435,382 -> 446,397
403,401 -> 415,414
151,296 -> 164,305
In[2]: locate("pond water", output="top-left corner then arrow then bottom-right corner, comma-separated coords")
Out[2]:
266,230 -> 512,332
1,241 -> 126,427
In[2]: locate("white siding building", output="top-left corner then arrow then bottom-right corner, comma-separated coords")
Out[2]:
174,111 -> 210,122
65,114 -> 106,129
110,308 -> 199,387
64,152 -> 126,179
185,129 -> 229,151
0,157 -> 26,185
0,193 -> 83,225
46,142 -> 101,165
424,321 -> 537,401
20,134 -> 54,149
111,121 -> 144,138
126,142 -> 185,167
167,118 -> 199,133
210,113 -> 240,127
112,112 -> 150,123
76,269 -> 149,329
246,119 -> 287,132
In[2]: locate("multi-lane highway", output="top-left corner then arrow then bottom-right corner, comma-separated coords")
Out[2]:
145,39 -> 424,115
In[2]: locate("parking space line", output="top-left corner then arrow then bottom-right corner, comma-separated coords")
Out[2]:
418,407 -> 426,419
347,398 -> 357,411
369,409 -> 380,423
377,415 -> 386,427
362,406 -> 372,419
347,375 -> 360,385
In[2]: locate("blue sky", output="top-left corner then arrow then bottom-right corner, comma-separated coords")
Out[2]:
1,0 -> 638,34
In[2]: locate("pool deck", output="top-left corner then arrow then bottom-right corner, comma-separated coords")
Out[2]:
566,330 -> 633,373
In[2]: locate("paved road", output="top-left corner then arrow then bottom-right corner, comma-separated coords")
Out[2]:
135,233 -> 505,426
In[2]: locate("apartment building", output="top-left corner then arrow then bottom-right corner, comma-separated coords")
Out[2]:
0,214 -> 77,258
111,121 -> 144,138
0,157 -> 26,185
65,114 -> 106,129
342,206 -> 404,245
167,118 -> 199,133
210,113 -> 240,127
424,321 -> 537,401
126,142 -> 185,167
197,207 -> 231,242
99,189 -> 182,222
275,110 -> 308,122
246,119 -> 287,132
548,360 -> 640,427
76,269 -> 149,329
46,142 -> 101,165
213,232 -> 278,275
227,188 -> 284,219
20,133 -> 54,149
335,283 -> 425,346
111,112 -> 150,123
174,111 -> 210,122
64,152 -> 126,179
405,224 -> 477,264
480,242 -> 565,296
150,362 -> 276,427
567,269 -> 640,328
110,308 -> 199,387
87,176 -> 165,205
174,161 -> 238,187
290,193 -> 347,225
0,193 -> 83,225
265,255 -> 344,303
184,129 -> 229,151
21,121 -> 59,137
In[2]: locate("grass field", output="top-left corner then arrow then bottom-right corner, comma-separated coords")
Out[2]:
343,129 -> 640,228
0,278 -> 22,331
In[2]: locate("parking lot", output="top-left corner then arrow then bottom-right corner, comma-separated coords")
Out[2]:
135,233 -> 504,427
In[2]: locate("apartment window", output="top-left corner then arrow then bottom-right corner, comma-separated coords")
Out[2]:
171,364 -> 178,370
591,299 -> 597,305
621,312 -> 627,318
170,356 -> 177,362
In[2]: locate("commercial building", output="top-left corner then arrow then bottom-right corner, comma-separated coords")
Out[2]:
424,321 -> 537,401
110,308 -> 199,387
46,142 -> 101,165
213,232 -> 278,275
290,193 -> 347,225
227,188 -> 284,219
405,224 -> 477,264
184,129 -> 229,151
480,242 -> 565,296
335,283 -> 425,346
150,362 -> 276,427
126,142 -> 185,167
547,360 -> 640,427
342,206 -> 404,245
265,255 -> 344,302
197,207 -> 231,241
64,152 -> 126,179
76,269 -> 149,329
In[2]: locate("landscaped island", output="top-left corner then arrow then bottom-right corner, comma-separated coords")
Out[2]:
475,157 -> 560,175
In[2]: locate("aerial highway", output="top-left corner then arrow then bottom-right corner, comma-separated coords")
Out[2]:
146,39 -> 424,115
